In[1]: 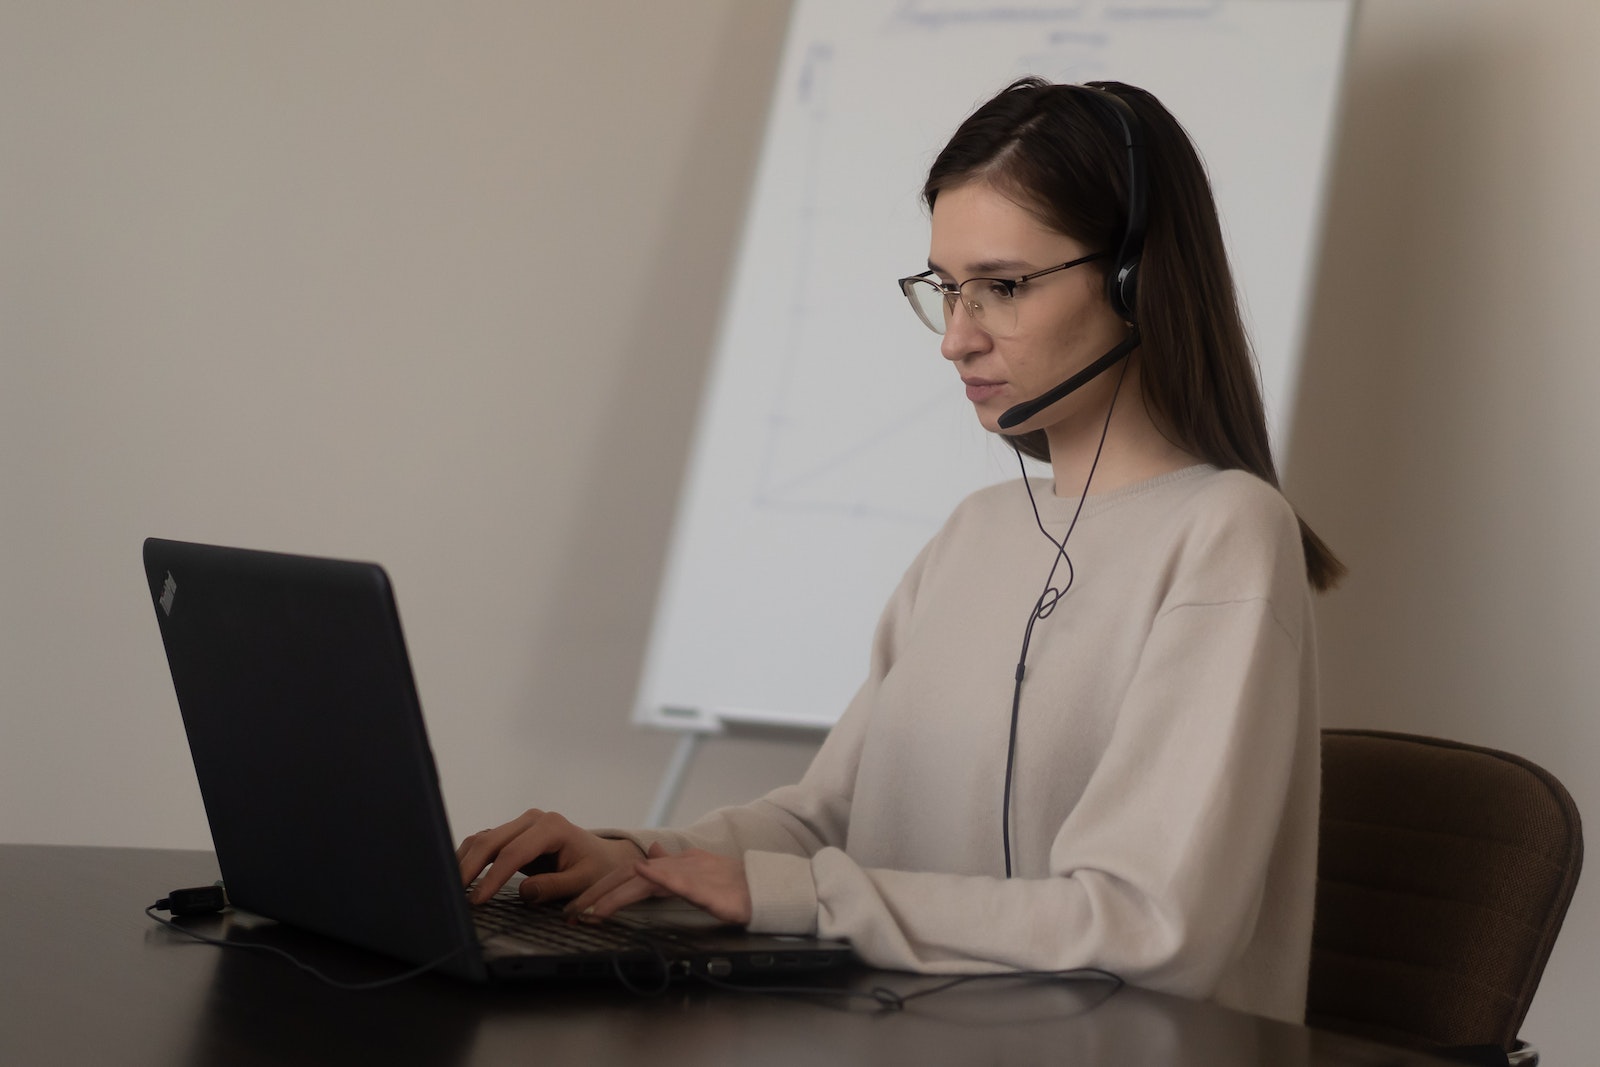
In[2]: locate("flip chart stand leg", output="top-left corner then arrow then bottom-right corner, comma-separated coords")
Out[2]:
646,730 -> 705,828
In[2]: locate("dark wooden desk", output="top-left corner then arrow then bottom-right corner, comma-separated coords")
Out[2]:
1,845 -> 1456,1066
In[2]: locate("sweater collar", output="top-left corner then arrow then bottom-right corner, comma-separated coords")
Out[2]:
1028,463 -> 1217,523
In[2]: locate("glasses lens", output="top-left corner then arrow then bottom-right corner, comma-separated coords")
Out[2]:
902,277 -> 950,335
896,278 -> 940,335
958,279 -> 1016,337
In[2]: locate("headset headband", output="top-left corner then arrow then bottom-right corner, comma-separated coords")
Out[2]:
1077,83 -> 1147,323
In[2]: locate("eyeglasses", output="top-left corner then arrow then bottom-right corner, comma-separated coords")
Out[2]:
896,251 -> 1110,338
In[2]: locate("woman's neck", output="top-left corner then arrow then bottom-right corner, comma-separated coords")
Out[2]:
1042,365 -> 1198,496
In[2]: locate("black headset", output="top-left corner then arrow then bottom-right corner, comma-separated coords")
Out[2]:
1076,82 -> 1147,324
993,83 -> 1148,431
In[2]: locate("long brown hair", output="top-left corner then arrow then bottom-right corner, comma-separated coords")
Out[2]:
925,78 -> 1343,591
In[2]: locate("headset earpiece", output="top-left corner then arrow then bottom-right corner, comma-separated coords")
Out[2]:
1112,260 -> 1139,323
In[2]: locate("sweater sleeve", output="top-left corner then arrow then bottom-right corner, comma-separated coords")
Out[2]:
745,590 -> 1310,1001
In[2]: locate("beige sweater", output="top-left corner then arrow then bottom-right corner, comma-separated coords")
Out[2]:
616,465 -> 1320,1024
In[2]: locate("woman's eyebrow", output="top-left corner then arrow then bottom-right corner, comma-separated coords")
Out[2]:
927,257 -> 1035,277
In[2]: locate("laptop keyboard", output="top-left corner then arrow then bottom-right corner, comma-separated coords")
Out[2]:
472,891 -> 664,954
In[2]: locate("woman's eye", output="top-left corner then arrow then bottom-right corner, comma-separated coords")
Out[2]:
983,281 -> 1014,300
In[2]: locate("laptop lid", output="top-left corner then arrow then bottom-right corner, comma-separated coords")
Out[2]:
144,537 -> 487,981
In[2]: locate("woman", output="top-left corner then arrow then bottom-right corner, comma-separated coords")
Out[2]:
458,78 -> 1341,1024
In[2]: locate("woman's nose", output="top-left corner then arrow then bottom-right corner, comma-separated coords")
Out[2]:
940,298 -> 991,362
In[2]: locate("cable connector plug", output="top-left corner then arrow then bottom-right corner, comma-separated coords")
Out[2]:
153,884 -> 228,916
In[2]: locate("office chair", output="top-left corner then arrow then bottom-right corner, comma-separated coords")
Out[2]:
1307,729 -> 1583,1066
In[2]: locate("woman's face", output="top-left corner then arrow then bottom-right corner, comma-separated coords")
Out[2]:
928,181 -> 1128,436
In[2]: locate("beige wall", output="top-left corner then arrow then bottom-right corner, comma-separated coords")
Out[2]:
1289,5 -> 1600,1060
2,1 -> 1593,1058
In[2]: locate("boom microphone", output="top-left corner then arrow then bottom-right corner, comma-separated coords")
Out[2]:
996,329 -> 1141,430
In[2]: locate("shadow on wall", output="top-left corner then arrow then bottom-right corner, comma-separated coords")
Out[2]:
1286,21 -> 1577,749
509,4 -> 798,822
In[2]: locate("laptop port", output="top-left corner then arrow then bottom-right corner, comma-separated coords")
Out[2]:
706,958 -> 733,977
750,954 -> 775,968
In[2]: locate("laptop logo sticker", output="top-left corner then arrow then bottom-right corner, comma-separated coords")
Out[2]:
160,572 -> 178,616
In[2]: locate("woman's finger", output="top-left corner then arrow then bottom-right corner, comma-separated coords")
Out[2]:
519,857 -> 612,904
455,809 -> 544,884
563,860 -> 641,915
468,813 -> 583,903
577,872 -> 671,920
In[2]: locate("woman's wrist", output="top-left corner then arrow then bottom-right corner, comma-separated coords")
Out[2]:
602,834 -> 649,863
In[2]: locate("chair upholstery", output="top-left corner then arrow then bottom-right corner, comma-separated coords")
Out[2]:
1307,730 -> 1583,1057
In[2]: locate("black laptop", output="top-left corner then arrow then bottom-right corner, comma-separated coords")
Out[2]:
142,537 -> 854,983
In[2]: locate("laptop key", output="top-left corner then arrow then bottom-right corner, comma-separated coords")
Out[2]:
472,894 -> 667,953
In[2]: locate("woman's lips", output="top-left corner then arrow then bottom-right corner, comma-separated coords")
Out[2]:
962,377 -> 1005,403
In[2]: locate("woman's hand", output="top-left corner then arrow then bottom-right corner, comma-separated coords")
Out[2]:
455,808 -> 643,905
566,843 -> 753,926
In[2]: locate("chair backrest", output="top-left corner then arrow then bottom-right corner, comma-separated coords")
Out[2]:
1307,729 -> 1583,1054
